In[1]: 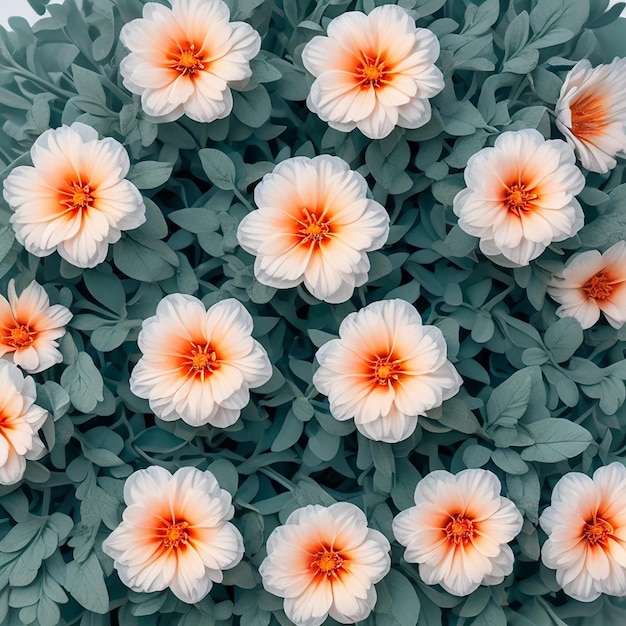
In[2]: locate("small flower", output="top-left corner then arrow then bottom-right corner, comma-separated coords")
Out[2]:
0,280 -> 72,373
129,294 -> 272,427
555,58 -> 626,174
0,360 -> 48,485
236,155 -> 390,304
3,123 -> 145,268
540,462 -> 626,602
392,469 -> 523,597
102,466 -> 244,603
119,0 -> 261,123
301,5 -> 444,139
547,241 -> 626,329
312,299 -> 462,443
260,503 -> 391,626
453,129 -> 586,266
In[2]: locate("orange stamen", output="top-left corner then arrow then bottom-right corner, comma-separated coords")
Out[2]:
298,208 -> 330,245
571,93 -> 608,138
583,270 -> 614,302
504,182 -> 537,216
445,514 -> 475,544
311,548 -> 344,577
583,517 -> 613,546
6,324 -> 35,348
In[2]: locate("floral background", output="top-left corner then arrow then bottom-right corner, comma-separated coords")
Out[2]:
0,0 -> 626,625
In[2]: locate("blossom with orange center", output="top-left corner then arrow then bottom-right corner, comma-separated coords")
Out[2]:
102,466 -> 244,603
0,280 -> 72,374
540,463 -> 626,602
301,5 -> 444,139
3,123 -> 145,268
129,294 -> 272,427
547,241 -> 626,329
392,469 -> 523,597
555,58 -> 626,174
119,0 -> 261,123
453,129 -> 585,266
312,299 -> 462,443
259,503 -> 391,626
236,155 -> 390,303
0,360 -> 48,485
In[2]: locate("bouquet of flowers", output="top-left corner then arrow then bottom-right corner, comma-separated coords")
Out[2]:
0,0 -> 625,624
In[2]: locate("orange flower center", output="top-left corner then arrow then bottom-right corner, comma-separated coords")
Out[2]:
504,183 -> 537,216
6,324 -> 35,348
161,520 -> 190,549
311,548 -> 344,577
174,44 -> 205,76
445,514 -> 475,544
185,343 -> 220,377
60,180 -> 94,212
298,208 -> 330,245
355,54 -> 388,89
371,356 -> 402,386
583,517 -> 613,546
583,270 -> 614,302
570,93 -> 607,138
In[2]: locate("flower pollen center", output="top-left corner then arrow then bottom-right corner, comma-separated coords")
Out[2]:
161,520 -> 190,549
298,208 -> 330,245
7,324 -> 35,348
60,181 -> 94,212
311,548 -> 344,577
583,270 -> 614,301
505,183 -> 537,216
174,45 -> 205,76
583,517 -> 613,546
186,343 -> 220,377
356,55 -> 388,89
445,514 -> 474,544
372,355 -> 401,386
571,93 -> 607,138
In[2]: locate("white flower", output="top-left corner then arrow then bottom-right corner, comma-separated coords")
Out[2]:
547,241 -> 626,329
102,466 -> 244,604
312,299 -> 462,443
0,280 -> 72,373
236,155 -> 390,304
0,360 -> 48,485
393,469 -> 523,596
260,503 -> 391,626
129,294 -> 272,427
301,5 -> 444,139
453,129 -> 585,266
555,58 -> 626,174
3,123 -> 145,268
540,463 -> 626,602
119,0 -> 261,123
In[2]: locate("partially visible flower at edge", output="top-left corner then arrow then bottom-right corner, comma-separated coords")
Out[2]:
540,462 -> 626,602
555,57 -> 626,174
259,502 -> 391,626
0,279 -> 72,373
3,122 -> 145,269
547,240 -> 626,329
102,466 -> 244,604
301,4 -> 444,140
119,0 -> 261,123
0,360 -> 48,485
453,128 -> 585,266
392,468 -> 523,597
237,155 -> 390,304
313,298 -> 462,443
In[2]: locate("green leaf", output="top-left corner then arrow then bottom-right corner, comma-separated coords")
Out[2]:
60,352 -> 104,413
232,85 -> 272,128
521,418 -> 592,463
543,317 -> 583,363
485,367 -> 535,428
114,236 -> 177,282
199,148 -> 237,191
65,552 -> 109,614
127,161 -> 173,189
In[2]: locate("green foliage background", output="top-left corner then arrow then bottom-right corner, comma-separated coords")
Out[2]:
0,0 -> 626,624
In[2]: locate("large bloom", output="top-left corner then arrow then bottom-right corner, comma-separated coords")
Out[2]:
236,155 -> 390,304
453,129 -> 585,266
3,123 -> 145,268
0,280 -> 72,373
301,5 -> 444,139
392,469 -> 523,596
102,466 -> 244,603
547,241 -> 626,329
259,503 -> 391,626
119,0 -> 261,123
0,360 -> 48,485
539,462 -> 626,602
129,295 -> 272,427
312,299 -> 462,443
555,58 -> 626,174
